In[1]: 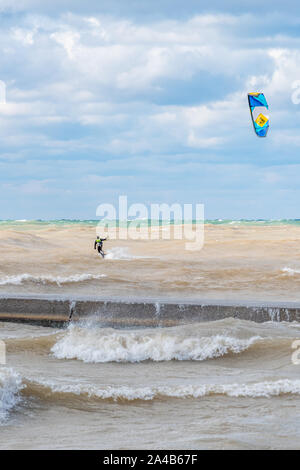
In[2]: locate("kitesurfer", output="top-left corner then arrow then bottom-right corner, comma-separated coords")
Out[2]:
94,236 -> 107,258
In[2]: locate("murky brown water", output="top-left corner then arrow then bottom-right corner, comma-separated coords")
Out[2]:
1,318 -> 300,449
0,222 -> 300,449
1,222 -> 300,301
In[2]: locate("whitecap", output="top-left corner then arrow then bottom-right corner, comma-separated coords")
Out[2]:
25,377 -> 300,402
0,368 -> 24,424
51,325 -> 262,363
0,273 -> 106,287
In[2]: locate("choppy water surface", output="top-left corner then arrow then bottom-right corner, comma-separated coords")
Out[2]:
1,317 -> 300,449
1,221 -> 300,301
1,221 -> 300,449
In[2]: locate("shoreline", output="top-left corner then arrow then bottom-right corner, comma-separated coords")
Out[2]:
0,295 -> 300,327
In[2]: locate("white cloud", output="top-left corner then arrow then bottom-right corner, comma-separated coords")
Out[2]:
1,8 -> 300,217
11,27 -> 36,45
187,131 -> 225,148
51,30 -> 80,59
0,11 -> 297,157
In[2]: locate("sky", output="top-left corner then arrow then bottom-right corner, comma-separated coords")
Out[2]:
0,0 -> 300,219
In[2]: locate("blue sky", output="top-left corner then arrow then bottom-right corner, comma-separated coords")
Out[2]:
1,0 -> 300,219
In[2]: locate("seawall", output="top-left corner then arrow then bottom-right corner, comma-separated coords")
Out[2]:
0,296 -> 300,327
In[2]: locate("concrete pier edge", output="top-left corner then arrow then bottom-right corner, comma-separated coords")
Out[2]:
0,296 -> 300,327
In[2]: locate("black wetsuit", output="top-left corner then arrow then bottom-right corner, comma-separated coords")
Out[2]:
94,238 -> 106,257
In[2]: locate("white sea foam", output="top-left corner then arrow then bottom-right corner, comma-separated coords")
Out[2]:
51,325 -> 262,363
281,267 -> 300,276
105,247 -> 140,260
0,273 -> 106,286
0,368 -> 24,423
27,377 -> 300,401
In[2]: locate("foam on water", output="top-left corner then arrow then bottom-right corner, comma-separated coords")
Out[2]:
105,247 -> 145,260
0,368 -> 23,424
26,377 -> 300,402
51,324 -> 262,363
281,267 -> 300,276
0,273 -> 106,286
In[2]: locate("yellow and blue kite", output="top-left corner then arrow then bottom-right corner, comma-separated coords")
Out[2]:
248,92 -> 269,137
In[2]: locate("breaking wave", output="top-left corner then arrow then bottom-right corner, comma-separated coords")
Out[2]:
0,273 -> 106,287
25,377 -> 300,402
0,368 -> 24,424
51,324 -> 262,363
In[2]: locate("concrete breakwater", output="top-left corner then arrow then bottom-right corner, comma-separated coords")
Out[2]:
0,296 -> 300,327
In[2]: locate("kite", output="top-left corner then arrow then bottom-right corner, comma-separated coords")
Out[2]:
248,92 -> 269,137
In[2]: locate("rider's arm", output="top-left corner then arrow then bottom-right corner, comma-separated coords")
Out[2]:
94,241 -> 97,249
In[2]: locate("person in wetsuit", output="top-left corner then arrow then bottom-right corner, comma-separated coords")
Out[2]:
94,236 -> 107,258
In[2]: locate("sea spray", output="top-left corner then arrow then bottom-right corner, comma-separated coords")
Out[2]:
105,247 -> 147,260
0,368 -> 24,423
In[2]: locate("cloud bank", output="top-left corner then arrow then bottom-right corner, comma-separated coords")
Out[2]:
0,1 -> 300,218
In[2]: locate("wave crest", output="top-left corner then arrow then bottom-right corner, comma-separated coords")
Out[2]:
25,378 -> 300,402
51,325 -> 262,363
0,273 -> 106,286
0,368 -> 24,424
